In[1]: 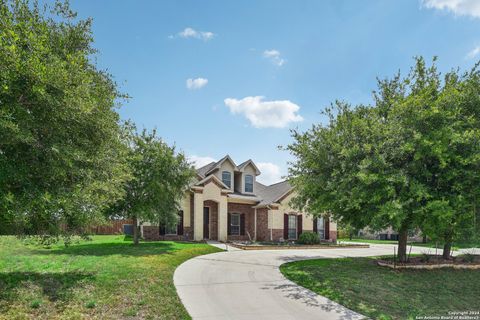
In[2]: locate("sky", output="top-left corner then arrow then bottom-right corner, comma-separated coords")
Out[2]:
64,0 -> 480,185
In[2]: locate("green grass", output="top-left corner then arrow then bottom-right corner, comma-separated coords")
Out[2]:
0,235 -> 221,319
338,238 -> 480,250
281,257 -> 480,320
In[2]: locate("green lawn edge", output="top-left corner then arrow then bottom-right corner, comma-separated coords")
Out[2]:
280,256 -> 480,320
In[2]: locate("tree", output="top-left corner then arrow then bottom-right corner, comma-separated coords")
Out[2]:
0,0 -> 130,239
107,128 -> 195,245
287,57 -> 480,261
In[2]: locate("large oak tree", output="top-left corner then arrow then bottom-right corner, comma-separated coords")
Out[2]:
0,0 -> 130,237
107,128 -> 195,245
287,57 -> 480,261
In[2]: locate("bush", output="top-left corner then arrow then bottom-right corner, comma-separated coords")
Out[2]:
298,232 -> 320,245
461,254 -> 475,263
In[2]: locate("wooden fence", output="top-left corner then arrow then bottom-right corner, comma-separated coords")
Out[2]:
87,219 -> 133,235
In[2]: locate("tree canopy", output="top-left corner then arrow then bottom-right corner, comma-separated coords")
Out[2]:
107,128 -> 195,244
287,57 -> 480,260
0,0 -> 130,237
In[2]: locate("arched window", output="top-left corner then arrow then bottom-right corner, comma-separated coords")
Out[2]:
222,171 -> 231,188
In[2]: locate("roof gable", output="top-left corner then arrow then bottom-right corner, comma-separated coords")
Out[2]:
194,174 -> 231,190
237,159 -> 261,175
204,155 -> 238,176
254,180 -> 293,207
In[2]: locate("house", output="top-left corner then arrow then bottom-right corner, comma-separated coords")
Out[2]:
141,155 -> 337,242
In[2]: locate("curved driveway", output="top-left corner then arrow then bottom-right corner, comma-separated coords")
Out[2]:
174,243 -> 439,320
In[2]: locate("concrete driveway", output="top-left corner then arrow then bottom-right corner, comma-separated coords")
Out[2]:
174,243 -> 440,320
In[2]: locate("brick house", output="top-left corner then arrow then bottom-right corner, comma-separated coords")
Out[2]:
141,155 -> 337,242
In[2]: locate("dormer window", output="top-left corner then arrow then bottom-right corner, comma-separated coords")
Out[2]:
245,175 -> 253,193
222,171 -> 231,188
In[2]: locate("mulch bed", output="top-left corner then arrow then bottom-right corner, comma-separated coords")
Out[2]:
377,254 -> 480,269
228,242 -> 369,250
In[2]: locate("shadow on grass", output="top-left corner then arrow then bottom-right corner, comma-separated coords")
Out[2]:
0,271 -> 95,303
32,241 -> 179,257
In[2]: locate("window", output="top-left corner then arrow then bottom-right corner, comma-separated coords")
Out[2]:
288,215 -> 297,239
222,171 -> 231,188
317,217 -> 325,240
230,213 -> 240,235
245,175 -> 253,193
165,222 -> 177,235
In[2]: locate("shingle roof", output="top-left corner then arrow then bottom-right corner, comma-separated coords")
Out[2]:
194,155 -> 292,206
196,161 -> 217,178
254,180 -> 292,206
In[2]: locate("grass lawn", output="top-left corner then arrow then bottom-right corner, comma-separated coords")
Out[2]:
338,238 -> 480,250
0,235 -> 221,319
281,257 -> 480,320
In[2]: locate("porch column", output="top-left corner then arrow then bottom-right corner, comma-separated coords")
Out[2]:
194,191 -> 204,241
254,208 -> 257,241
218,197 -> 228,242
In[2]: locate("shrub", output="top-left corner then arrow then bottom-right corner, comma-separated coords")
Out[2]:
420,254 -> 431,263
461,254 -> 475,263
298,232 -> 320,245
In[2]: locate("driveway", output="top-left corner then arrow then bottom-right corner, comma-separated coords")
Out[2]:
174,243 -> 440,320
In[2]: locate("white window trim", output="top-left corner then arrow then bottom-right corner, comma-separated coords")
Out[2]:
230,213 -> 241,236
288,214 -> 297,240
222,171 -> 232,189
244,174 -> 254,193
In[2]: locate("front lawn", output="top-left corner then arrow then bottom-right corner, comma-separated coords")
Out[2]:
281,257 -> 480,320
0,235 -> 221,319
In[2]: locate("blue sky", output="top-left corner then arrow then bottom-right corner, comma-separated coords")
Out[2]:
67,0 -> 480,184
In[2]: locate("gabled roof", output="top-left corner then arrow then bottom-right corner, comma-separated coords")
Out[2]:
194,174 -> 231,190
196,161 -> 217,178
254,180 -> 292,207
204,155 -> 238,176
237,159 -> 261,176
193,155 -> 293,207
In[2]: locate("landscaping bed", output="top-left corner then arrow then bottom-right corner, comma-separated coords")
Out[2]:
377,254 -> 480,270
228,241 -> 369,250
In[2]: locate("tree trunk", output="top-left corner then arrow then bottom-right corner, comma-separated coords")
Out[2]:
443,242 -> 452,260
422,235 -> 427,243
133,216 -> 139,245
349,232 -> 353,240
397,228 -> 408,263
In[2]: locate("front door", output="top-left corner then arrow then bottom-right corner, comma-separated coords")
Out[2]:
203,207 -> 210,239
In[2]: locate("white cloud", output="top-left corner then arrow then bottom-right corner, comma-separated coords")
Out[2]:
422,0 -> 480,18
257,162 -> 283,185
466,46 -> 480,59
188,155 -> 216,168
224,96 -> 303,128
171,27 -> 215,41
263,49 -> 286,66
186,78 -> 208,90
